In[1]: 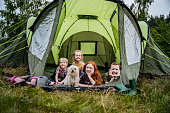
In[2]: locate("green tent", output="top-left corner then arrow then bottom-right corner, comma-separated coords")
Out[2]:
0,0 -> 169,87
138,21 -> 170,75
27,0 -> 143,86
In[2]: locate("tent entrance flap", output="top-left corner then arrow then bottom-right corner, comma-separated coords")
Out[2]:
59,31 -> 115,67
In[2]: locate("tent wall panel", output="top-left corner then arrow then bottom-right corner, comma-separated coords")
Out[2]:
59,31 -> 114,67
117,4 -> 129,85
27,17 -> 36,46
0,34 -> 28,67
53,2 -> 66,44
66,0 -> 103,17
28,0 -> 63,76
141,34 -> 170,75
138,21 -> 148,54
118,5 -> 141,85
53,17 -> 117,65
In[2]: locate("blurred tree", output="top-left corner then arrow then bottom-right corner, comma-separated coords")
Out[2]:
129,0 -> 170,57
0,0 -> 49,45
130,0 -> 154,20
148,14 -> 170,57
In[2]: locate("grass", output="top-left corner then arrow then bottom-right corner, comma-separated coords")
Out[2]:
0,67 -> 170,113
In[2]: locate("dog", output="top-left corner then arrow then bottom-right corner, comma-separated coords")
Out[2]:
64,65 -> 79,87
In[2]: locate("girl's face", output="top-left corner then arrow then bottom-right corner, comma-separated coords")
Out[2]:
74,52 -> 82,62
85,64 -> 94,75
109,65 -> 120,77
59,60 -> 68,69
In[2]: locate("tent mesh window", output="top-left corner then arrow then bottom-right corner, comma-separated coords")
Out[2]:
79,41 -> 97,56
124,14 -> 141,65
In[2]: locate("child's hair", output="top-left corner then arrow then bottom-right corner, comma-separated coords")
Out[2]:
110,62 -> 121,70
83,61 -> 100,76
59,57 -> 68,65
73,50 -> 83,61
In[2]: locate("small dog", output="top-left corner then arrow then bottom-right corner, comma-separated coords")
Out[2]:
64,65 -> 79,87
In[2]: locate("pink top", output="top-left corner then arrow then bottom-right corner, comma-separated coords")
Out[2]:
31,77 -> 38,80
10,76 -> 17,83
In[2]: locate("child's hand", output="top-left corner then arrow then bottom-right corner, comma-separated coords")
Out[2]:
56,82 -> 62,84
49,82 -> 55,85
88,85 -> 93,87
109,69 -> 112,76
86,71 -> 93,77
55,82 -> 59,84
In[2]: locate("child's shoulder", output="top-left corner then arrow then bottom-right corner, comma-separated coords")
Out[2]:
56,66 -> 60,70
104,72 -> 110,77
80,61 -> 85,65
72,62 -> 75,65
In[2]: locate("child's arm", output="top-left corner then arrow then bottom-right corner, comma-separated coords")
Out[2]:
87,74 -> 96,86
55,73 -> 59,83
109,77 -> 115,83
104,73 -> 109,84
58,74 -> 68,84
78,83 -> 93,87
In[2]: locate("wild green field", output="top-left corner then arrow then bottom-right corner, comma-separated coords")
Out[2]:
0,67 -> 170,113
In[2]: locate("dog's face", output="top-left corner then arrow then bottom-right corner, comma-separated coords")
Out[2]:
68,65 -> 79,77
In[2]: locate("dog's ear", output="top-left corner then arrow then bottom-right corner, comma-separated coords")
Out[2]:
68,66 -> 71,72
75,66 -> 79,71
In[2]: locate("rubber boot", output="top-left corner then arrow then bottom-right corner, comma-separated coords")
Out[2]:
115,83 -> 129,92
128,78 -> 137,96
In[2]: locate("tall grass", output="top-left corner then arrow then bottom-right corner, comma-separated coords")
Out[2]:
0,67 -> 170,113
2,66 -> 28,76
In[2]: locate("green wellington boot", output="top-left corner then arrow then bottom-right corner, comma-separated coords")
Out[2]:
115,83 -> 129,93
128,78 -> 137,96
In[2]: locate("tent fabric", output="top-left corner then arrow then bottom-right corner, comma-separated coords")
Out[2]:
138,21 -> 148,54
117,5 -> 129,84
110,6 -> 120,63
124,14 -> 141,65
65,0 -> 103,17
80,42 -> 96,55
0,33 -> 28,67
52,1 -> 119,65
137,21 -> 170,76
118,5 -> 141,84
59,31 -> 115,67
29,8 -> 57,60
26,17 -> 36,46
100,4 -> 142,86
140,33 -> 170,75
52,18 -> 117,64
28,0 -> 64,76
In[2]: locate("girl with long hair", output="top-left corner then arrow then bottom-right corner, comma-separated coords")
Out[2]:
79,61 -> 103,87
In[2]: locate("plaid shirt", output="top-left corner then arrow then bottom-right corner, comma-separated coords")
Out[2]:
79,72 -> 91,85
56,67 -> 68,82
